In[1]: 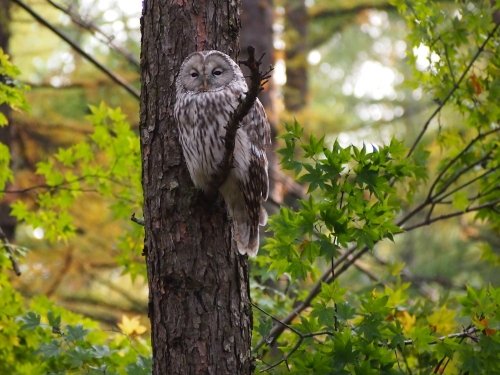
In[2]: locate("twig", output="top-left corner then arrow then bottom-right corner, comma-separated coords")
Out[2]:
403,199 -> 500,231
0,226 -> 21,276
396,128 -> 499,227
45,0 -> 140,69
12,0 -> 140,100
130,213 -> 145,226
433,167 -> 498,203
207,46 -> 273,195
407,23 -> 499,157
426,128 -> 498,202
404,326 -> 480,346
432,325 -> 477,374
252,302 -> 333,372
45,247 -> 73,296
441,38 -> 457,85
396,345 -> 413,375
432,152 -> 493,201
254,245 -> 358,351
251,302 -> 303,337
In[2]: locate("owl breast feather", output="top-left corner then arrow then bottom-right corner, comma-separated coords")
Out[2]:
175,87 -> 250,192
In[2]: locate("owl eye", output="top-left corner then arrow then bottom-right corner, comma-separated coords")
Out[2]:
212,69 -> 223,76
190,72 -> 199,78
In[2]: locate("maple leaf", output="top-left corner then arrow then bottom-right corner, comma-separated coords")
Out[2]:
118,315 -> 147,336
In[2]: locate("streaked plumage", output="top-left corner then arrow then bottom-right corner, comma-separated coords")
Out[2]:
174,50 -> 271,256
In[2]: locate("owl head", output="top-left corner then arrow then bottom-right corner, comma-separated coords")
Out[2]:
177,50 -> 244,93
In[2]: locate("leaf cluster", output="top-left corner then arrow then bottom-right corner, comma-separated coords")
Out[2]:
0,253 -> 151,374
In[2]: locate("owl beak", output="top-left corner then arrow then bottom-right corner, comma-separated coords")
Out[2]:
202,77 -> 208,91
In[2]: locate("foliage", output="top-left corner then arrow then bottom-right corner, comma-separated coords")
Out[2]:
252,118 -> 499,373
260,123 -> 420,279
0,47 -> 149,374
0,49 -> 29,194
251,1 -> 500,373
0,250 -> 151,374
9,102 -> 145,277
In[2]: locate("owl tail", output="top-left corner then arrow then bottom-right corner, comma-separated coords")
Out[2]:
232,206 -> 267,257
234,219 -> 259,256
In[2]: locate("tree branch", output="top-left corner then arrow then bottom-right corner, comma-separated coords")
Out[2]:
403,199 -> 500,231
403,326 -> 479,346
310,3 -> 395,20
433,167 -> 499,203
45,0 -> 140,69
11,0 -> 140,99
396,127 -> 499,226
407,23 -> 499,157
206,46 -> 273,196
254,245 -> 358,351
131,212 -> 145,226
427,128 -> 499,201
252,302 -> 333,372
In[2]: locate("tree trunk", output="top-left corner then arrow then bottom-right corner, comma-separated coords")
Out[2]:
241,0 -> 275,124
284,0 -> 308,112
139,1 -> 252,374
0,0 -> 16,241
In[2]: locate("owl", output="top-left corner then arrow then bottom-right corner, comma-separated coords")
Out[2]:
174,50 -> 271,256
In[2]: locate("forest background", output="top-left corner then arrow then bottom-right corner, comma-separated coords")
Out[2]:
0,0 -> 499,374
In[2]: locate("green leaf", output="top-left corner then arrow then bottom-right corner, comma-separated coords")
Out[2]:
66,346 -> 92,367
47,311 -> 62,334
66,324 -> 89,342
19,311 -> 41,330
91,344 -> 111,358
38,340 -> 60,358
126,356 -> 153,375
452,191 -> 469,211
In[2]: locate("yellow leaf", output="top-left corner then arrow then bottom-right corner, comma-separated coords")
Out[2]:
118,315 -> 147,336
427,306 -> 456,335
396,310 -> 416,334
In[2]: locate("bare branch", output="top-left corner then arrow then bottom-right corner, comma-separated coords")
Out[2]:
45,0 -> 140,69
45,247 -> 73,296
403,199 -> 499,231
433,167 -> 499,203
12,0 -> 140,100
396,127 -> 499,226
206,46 -> 273,196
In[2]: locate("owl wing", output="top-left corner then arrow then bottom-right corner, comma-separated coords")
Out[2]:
241,98 -> 271,202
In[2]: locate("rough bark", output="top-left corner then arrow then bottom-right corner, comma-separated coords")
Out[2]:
0,0 -> 16,241
139,1 -> 252,374
284,0 -> 308,112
